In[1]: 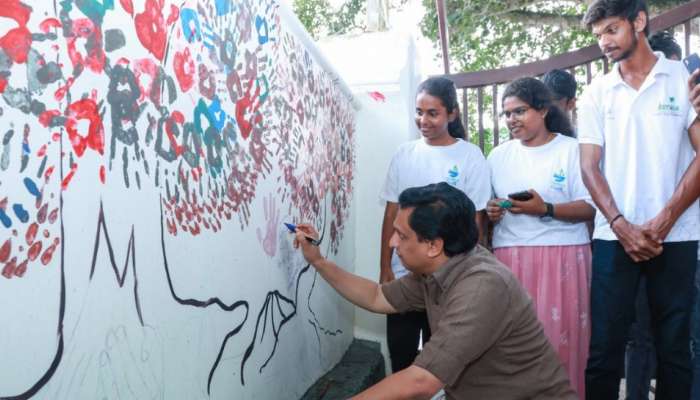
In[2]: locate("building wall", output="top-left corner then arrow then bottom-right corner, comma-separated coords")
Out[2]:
0,1 -> 356,399
319,30 -> 423,372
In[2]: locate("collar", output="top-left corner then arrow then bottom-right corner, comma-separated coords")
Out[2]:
609,51 -> 671,88
427,246 -> 481,291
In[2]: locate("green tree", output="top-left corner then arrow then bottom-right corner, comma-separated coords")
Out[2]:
421,0 -> 688,72
293,0 -> 368,38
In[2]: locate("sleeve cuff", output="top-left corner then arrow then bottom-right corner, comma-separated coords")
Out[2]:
573,194 -> 593,202
582,197 -> 596,208
378,192 -> 399,205
414,342 -> 463,387
577,137 -> 603,147
687,108 -> 698,130
473,198 -> 488,211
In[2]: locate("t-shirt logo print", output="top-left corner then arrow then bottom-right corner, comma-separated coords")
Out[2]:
658,96 -> 681,115
446,165 -> 459,186
550,169 -> 566,192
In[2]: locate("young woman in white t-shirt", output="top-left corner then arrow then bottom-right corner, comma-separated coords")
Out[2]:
486,77 -> 594,397
379,77 -> 491,373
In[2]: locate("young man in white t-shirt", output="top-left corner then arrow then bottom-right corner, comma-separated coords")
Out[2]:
689,45 -> 700,400
579,1 -> 700,398
624,29 -> 684,400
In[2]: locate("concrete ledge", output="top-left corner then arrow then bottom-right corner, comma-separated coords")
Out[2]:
301,339 -> 386,400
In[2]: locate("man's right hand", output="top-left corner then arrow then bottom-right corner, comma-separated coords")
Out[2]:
379,267 -> 395,284
612,218 -> 662,262
293,224 -> 324,266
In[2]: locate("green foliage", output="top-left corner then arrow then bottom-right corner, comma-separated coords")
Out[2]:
466,127 -> 507,156
327,0 -> 367,34
463,89 -> 510,156
293,0 -> 331,39
422,0 -> 590,71
292,0 -> 687,66
293,0 -> 367,39
419,0 -> 687,156
421,0 -> 686,72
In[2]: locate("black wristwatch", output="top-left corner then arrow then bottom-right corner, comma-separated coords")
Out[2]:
540,202 -> 554,221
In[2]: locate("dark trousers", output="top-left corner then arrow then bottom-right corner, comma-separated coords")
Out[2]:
625,276 -> 657,399
586,240 -> 697,400
386,311 -> 431,372
691,261 -> 700,400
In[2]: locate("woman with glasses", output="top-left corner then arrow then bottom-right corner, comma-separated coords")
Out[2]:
486,77 -> 594,397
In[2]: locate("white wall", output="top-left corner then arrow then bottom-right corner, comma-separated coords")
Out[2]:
319,30 -> 422,372
0,1 -> 357,399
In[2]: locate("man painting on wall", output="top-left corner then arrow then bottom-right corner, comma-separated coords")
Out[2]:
292,183 -> 576,399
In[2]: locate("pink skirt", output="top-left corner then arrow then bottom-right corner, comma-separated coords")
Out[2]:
495,244 -> 591,398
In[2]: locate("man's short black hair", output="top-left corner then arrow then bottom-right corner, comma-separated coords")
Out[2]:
583,0 -> 650,37
542,69 -> 577,101
398,182 -> 478,257
649,30 -> 682,60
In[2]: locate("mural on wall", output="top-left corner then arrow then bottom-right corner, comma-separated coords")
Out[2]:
0,0 -> 355,399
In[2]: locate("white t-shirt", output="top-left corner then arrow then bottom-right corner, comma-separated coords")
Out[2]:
380,138 -> 491,277
487,134 -> 592,248
578,53 -> 699,242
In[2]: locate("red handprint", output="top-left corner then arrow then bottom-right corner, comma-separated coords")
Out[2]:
256,194 -> 279,257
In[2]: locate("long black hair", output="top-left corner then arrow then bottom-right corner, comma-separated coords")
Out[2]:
649,30 -> 682,60
502,77 -> 575,138
416,77 -> 466,139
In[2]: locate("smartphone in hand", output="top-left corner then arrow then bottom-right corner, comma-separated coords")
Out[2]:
508,190 -> 534,201
683,53 -> 700,85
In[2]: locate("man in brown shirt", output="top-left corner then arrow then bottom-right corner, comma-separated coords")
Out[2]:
293,182 -> 575,399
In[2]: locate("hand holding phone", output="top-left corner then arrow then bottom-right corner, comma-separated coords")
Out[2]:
683,53 -> 700,85
508,190 -> 534,201
486,199 -> 508,223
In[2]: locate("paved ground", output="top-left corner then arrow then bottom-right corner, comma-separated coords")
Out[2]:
429,379 -> 656,399
300,339 -> 385,400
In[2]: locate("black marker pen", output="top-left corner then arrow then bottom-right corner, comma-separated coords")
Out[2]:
284,222 -> 321,246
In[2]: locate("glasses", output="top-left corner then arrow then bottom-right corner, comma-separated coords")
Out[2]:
500,106 -> 530,119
